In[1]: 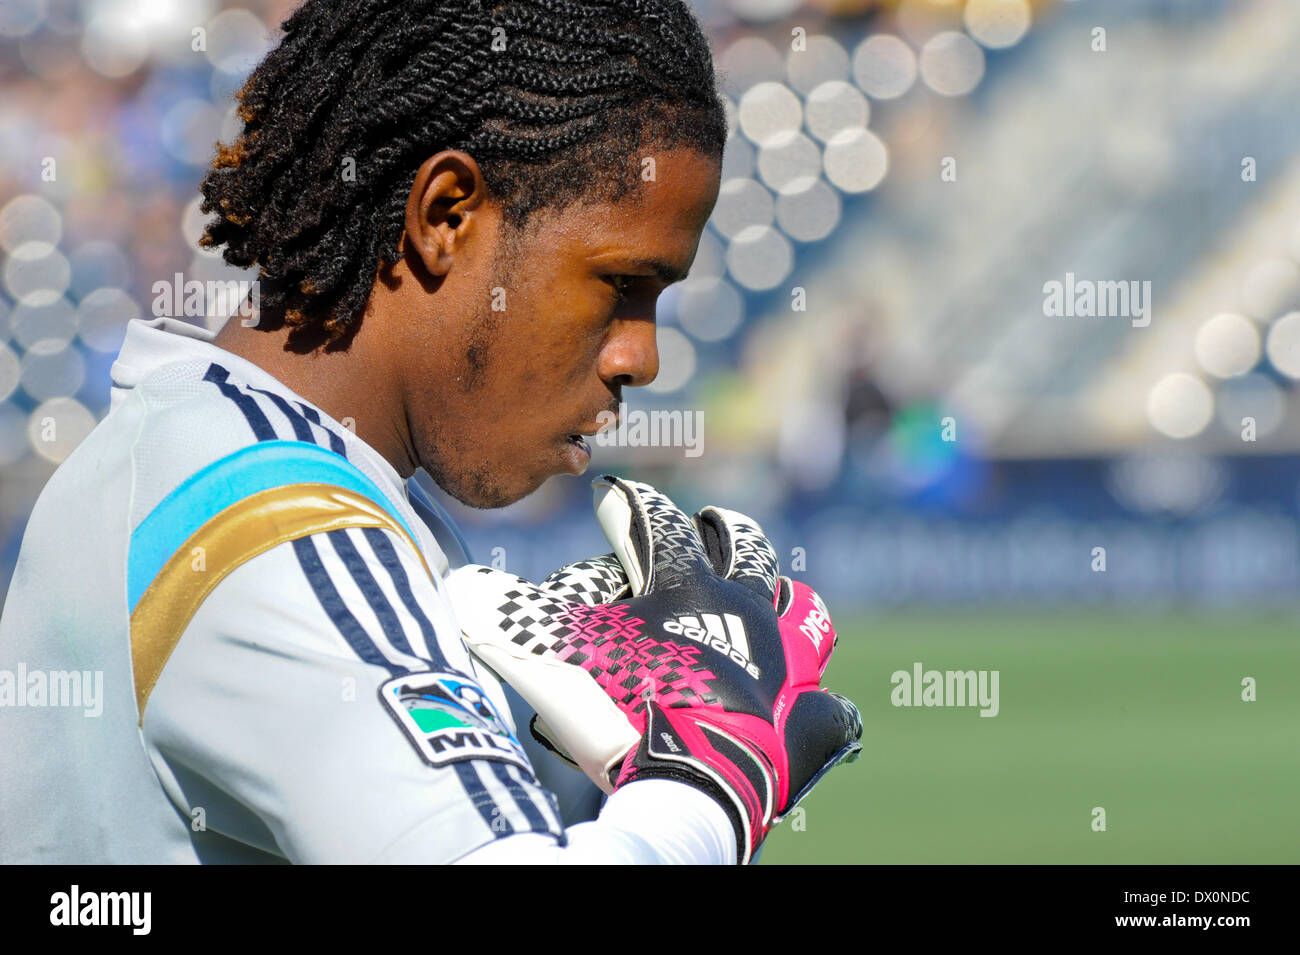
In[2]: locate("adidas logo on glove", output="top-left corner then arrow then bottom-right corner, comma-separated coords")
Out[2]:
662,613 -> 760,680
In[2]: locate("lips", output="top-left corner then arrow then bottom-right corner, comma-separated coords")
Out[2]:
566,412 -> 618,449
561,402 -> 621,467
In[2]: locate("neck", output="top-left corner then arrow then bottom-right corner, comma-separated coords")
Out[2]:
211,316 -> 417,478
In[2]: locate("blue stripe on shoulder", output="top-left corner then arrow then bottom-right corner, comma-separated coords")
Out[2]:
291,534 -> 404,677
127,440 -> 416,612
361,526 -> 453,671
203,364 -> 276,441
327,528 -> 419,661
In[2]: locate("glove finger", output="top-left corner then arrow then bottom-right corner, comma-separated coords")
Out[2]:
447,566 -> 568,655
444,564 -> 642,792
777,578 -> 837,681
693,505 -> 780,603
529,714 -> 581,771
539,553 -> 630,605
775,689 -> 863,822
593,475 -> 713,594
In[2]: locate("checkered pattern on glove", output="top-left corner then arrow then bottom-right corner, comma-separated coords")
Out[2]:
446,475 -> 862,864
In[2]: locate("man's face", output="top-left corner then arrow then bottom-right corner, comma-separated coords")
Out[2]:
404,147 -> 722,508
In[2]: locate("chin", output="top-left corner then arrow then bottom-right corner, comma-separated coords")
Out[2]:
427,460 -> 543,511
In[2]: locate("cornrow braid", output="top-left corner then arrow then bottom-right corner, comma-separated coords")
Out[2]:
198,0 -> 727,347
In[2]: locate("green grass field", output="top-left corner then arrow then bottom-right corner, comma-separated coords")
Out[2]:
760,609 -> 1300,864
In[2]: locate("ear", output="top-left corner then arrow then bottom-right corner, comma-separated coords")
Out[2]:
401,150 -> 489,278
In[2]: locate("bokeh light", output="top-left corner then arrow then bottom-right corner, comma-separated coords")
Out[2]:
1265,310 -> 1300,378
710,178 -> 775,239
676,277 -> 746,343
1147,373 -> 1214,439
26,396 -> 96,463
20,339 -> 85,403
726,224 -> 794,291
718,36 -> 784,92
823,127 -> 888,193
804,80 -> 870,143
964,0 -> 1033,50
775,176 -> 842,242
1241,258 -> 1300,322
4,241 -> 70,305
0,0 -> 47,39
80,12 -> 149,78
9,297 -> 76,351
205,7 -> 273,76
786,35 -> 850,95
852,34 -> 918,100
727,0 -> 803,23
0,195 -> 62,253
755,130 -> 822,193
1194,312 -> 1260,379
919,31 -> 986,96
77,287 -> 142,353
738,81 -> 803,146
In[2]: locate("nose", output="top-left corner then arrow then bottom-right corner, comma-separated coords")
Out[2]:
599,317 -> 659,390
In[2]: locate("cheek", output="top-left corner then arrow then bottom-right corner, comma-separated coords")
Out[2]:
487,272 -> 610,391
530,322 -> 609,386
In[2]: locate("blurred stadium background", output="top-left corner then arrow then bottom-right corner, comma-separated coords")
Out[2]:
1,0 -> 1297,862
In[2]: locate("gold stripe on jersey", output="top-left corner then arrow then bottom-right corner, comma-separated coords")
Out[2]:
130,483 -> 434,723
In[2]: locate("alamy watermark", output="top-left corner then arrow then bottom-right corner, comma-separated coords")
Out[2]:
152,272 -> 259,324
595,402 -> 704,458
0,664 -> 104,717
50,886 -> 150,935
1043,272 -> 1151,327
890,662 -> 999,717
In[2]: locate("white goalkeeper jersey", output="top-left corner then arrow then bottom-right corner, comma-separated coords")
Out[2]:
0,315 -> 733,864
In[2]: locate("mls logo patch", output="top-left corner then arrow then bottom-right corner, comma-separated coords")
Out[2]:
379,671 -> 529,771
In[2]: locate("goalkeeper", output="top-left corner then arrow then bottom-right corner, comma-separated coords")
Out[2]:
0,0 -> 859,864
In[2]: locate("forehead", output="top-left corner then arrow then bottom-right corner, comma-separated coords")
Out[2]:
527,148 -> 722,267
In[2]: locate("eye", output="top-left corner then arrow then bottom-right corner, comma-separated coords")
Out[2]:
605,274 -> 635,301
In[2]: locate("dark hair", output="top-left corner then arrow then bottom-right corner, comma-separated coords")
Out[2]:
198,0 -> 728,346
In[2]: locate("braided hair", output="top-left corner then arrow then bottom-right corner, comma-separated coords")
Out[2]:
198,0 -> 728,347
